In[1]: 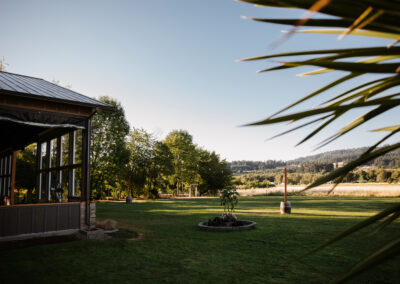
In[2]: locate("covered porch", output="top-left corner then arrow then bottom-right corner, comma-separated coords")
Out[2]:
0,71 -> 112,239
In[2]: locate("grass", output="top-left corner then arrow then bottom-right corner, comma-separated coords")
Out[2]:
1,196 -> 400,283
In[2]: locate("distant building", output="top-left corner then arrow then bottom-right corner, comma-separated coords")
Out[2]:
333,162 -> 345,169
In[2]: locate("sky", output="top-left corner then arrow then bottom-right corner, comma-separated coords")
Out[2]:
1,0 -> 399,161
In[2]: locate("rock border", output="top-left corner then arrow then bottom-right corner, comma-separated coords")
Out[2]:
198,220 -> 256,231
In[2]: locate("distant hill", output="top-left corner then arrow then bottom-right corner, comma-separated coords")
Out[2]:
229,147 -> 400,173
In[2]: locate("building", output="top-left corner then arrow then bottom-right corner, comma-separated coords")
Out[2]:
0,71 -> 112,239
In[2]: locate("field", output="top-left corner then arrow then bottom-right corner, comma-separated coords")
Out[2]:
238,183 -> 400,197
1,196 -> 400,283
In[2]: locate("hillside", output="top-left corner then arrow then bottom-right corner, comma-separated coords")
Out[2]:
229,147 -> 400,173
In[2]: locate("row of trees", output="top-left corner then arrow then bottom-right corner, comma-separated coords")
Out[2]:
90,97 -> 232,199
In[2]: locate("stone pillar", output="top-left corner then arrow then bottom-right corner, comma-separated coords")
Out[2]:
80,201 -> 96,230
89,202 -> 96,229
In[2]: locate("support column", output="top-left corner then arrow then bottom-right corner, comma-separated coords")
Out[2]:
10,151 -> 16,205
36,142 -> 42,201
46,141 -> 51,201
82,118 -> 94,228
68,131 -> 75,199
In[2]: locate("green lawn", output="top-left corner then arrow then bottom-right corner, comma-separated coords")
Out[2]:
1,196 -> 400,283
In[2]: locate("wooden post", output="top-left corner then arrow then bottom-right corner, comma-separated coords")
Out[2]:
68,131 -> 75,199
82,119 -> 92,227
46,140 -> 51,201
10,151 -> 16,205
36,142 -> 42,201
284,167 -> 287,202
280,167 -> 291,214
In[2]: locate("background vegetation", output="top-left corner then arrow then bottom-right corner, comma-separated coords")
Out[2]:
14,96 -> 232,200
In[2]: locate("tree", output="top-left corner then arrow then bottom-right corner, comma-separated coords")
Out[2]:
0,57 -> 8,72
15,144 -> 36,203
164,130 -> 199,193
239,0 -> 400,281
197,149 -> 232,195
90,96 -> 130,199
126,128 -> 155,197
147,141 -> 174,198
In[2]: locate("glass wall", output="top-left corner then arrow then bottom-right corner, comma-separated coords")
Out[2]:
38,129 -> 84,203
0,153 -> 12,205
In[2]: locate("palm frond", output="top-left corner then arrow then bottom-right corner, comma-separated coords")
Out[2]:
239,0 -> 400,281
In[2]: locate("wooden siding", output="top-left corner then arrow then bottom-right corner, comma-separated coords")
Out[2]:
0,203 -> 80,237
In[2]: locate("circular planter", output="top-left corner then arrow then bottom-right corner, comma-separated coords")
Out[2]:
198,220 -> 256,231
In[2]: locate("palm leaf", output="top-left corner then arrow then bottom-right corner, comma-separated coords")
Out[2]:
332,237 -> 400,283
293,28 -> 400,40
239,1 -> 400,281
287,203 -> 400,264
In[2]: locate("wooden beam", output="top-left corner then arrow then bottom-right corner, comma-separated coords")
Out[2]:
10,151 -> 16,205
0,93 -> 93,117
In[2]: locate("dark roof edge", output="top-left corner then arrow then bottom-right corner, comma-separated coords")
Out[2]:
0,70 -> 44,80
0,71 -> 114,110
0,89 -> 115,111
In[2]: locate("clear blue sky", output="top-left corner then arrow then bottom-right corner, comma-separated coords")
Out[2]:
1,0 -> 398,161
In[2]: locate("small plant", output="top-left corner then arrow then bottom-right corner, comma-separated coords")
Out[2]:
220,187 -> 239,214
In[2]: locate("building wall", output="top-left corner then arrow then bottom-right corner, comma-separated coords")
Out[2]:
0,202 -> 81,237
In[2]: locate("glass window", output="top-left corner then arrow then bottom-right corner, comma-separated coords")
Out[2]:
41,142 -> 47,169
40,172 -> 46,200
50,138 -> 57,168
61,134 -> 69,166
73,168 -> 82,197
62,169 -> 69,201
8,154 -> 12,175
74,129 -> 82,165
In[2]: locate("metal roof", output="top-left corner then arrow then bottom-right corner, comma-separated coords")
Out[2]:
0,71 -> 113,109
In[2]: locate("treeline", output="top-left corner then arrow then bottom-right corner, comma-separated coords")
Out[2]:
89,97 -> 232,199
229,160 -> 286,173
229,147 -> 400,173
289,147 -> 400,168
233,169 -> 400,188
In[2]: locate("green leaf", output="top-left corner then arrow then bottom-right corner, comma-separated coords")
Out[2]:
247,97 -> 400,126
332,237 -> 400,284
316,104 -> 398,148
293,29 -> 400,40
268,73 -> 360,118
321,76 -> 391,105
287,202 -> 400,264
279,60 -> 400,74
371,125 -> 400,132
239,47 -> 400,62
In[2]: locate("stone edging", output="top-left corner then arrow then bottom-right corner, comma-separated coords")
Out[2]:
198,220 -> 256,231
